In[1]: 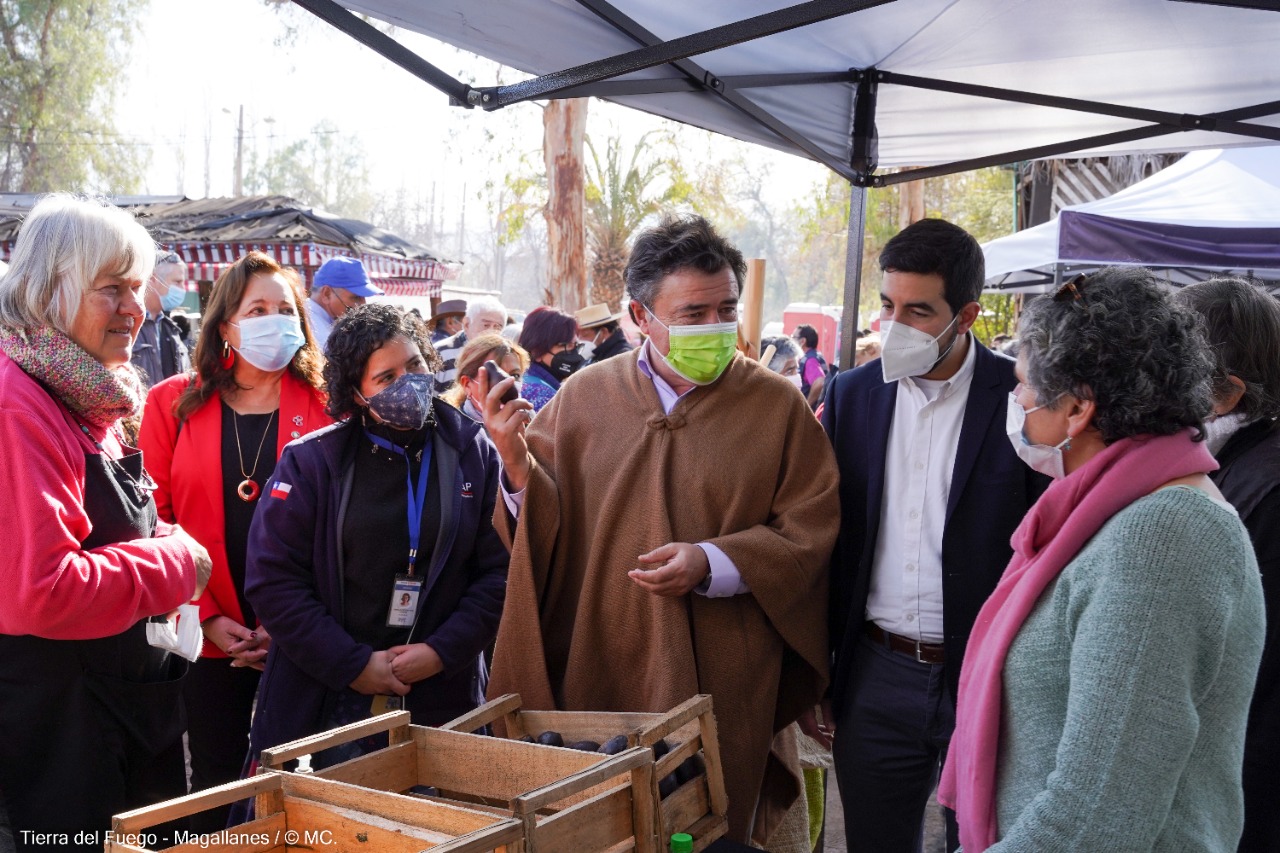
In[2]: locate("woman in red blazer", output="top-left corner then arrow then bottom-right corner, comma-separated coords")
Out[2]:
139,251 -> 330,831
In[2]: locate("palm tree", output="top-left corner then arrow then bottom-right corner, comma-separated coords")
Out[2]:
584,132 -> 679,311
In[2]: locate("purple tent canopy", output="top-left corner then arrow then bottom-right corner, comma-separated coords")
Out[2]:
984,148 -> 1280,292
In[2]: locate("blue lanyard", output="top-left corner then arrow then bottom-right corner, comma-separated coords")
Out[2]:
364,429 -> 434,576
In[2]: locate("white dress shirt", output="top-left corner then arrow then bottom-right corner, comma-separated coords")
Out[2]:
865,334 -> 977,643
501,340 -> 748,597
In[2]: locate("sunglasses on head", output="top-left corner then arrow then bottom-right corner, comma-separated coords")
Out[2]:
1054,273 -> 1090,303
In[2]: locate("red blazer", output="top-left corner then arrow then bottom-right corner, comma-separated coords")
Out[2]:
139,372 -> 331,658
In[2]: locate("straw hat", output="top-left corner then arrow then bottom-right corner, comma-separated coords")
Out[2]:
575,302 -> 624,329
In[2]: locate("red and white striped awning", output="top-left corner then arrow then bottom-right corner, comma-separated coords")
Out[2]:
162,241 -> 455,290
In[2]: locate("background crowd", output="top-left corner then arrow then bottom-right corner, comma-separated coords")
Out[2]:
0,194 -> 1273,853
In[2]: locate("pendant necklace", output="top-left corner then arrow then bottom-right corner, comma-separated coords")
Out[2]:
232,408 -> 276,502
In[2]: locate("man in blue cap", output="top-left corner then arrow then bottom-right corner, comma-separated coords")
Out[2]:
306,256 -> 383,350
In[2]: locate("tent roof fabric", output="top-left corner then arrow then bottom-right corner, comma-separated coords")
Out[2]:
329,0 -> 1280,179
982,147 -> 1280,291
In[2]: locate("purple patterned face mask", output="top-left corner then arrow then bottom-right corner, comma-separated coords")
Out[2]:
360,372 -> 435,430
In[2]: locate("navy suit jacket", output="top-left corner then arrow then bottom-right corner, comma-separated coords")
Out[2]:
822,341 -> 1046,712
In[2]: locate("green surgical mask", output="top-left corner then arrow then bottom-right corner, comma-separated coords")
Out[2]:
645,306 -> 739,386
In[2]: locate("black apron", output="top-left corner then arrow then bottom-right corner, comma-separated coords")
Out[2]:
0,445 -> 188,852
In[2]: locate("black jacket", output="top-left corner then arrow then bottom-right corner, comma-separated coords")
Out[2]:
588,327 -> 634,363
1211,418 -> 1280,852
821,342 -> 1047,708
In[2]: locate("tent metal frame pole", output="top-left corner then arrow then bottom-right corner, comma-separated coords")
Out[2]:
566,0 -> 860,180
876,97 -> 1280,186
878,71 -> 1280,143
554,70 -> 856,99
478,0 -> 894,108
290,0 -> 473,105
840,183 -> 867,372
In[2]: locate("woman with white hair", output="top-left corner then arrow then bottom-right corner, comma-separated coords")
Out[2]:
0,195 -> 212,849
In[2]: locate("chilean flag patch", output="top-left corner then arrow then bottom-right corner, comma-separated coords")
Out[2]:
270,481 -> 292,500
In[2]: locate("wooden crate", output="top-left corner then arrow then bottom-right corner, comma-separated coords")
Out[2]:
107,771 -> 523,852
259,712 -> 660,853
442,694 -> 728,852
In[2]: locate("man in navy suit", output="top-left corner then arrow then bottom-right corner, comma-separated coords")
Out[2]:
805,219 -> 1045,852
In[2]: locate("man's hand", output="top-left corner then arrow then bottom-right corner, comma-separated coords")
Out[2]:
387,642 -> 444,684
797,699 -> 836,750
350,650 -> 410,696
475,363 -> 536,492
629,542 -> 710,597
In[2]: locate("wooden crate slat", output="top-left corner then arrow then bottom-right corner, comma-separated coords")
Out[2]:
260,712 -> 411,770
660,777 -> 710,838
685,814 -> 728,852
112,775 -> 282,834
313,741 -> 419,794
511,748 -> 650,814
530,786 -> 635,853
282,797 -> 452,852
414,728 -> 605,805
283,773 -> 505,836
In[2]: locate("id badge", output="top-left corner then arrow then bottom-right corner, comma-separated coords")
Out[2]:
371,695 -> 404,715
387,574 -> 424,628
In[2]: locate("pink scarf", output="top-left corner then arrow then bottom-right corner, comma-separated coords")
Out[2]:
938,429 -> 1216,852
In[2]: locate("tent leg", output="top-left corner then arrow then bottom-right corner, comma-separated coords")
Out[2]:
840,182 -> 868,371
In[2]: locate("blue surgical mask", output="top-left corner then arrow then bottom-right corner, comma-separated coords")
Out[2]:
159,284 -> 185,313
231,314 -> 305,372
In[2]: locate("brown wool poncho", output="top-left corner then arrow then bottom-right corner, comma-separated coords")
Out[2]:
489,349 -> 839,844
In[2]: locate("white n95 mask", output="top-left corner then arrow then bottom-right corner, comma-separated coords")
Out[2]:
880,315 -> 959,382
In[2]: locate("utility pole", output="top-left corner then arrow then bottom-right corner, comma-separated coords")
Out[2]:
233,105 -> 244,196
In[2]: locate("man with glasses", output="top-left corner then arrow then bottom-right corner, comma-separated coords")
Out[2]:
305,256 -> 383,350
130,250 -> 191,387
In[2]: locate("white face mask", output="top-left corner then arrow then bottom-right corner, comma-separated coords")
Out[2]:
579,341 -> 596,362
786,373 -> 803,389
1006,390 -> 1070,479
880,315 -> 960,382
145,603 -> 203,662
232,314 -> 305,372
1204,411 -> 1248,455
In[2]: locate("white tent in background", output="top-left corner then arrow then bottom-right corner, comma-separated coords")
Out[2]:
983,147 -> 1280,293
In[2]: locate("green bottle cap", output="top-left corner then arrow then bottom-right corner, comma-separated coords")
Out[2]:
670,832 -> 694,853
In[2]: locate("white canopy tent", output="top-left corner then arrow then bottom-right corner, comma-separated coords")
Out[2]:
983,147 -> 1280,293
296,0 -> 1280,362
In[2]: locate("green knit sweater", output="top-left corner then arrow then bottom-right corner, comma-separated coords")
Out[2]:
992,486 -> 1265,851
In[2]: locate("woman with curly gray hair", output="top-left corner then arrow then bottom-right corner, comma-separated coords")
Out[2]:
939,267 -> 1265,852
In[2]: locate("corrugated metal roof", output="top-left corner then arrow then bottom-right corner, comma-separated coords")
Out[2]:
0,194 -> 452,265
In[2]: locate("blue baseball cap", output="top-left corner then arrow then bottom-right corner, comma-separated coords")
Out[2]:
314,257 -> 383,297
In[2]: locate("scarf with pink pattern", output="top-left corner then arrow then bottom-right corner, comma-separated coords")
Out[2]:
0,325 -> 144,428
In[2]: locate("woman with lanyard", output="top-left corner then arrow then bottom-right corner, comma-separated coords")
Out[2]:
242,303 -> 507,774
138,251 -> 329,831
0,195 -> 211,849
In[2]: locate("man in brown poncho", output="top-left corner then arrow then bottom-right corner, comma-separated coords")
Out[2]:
479,215 -> 839,846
